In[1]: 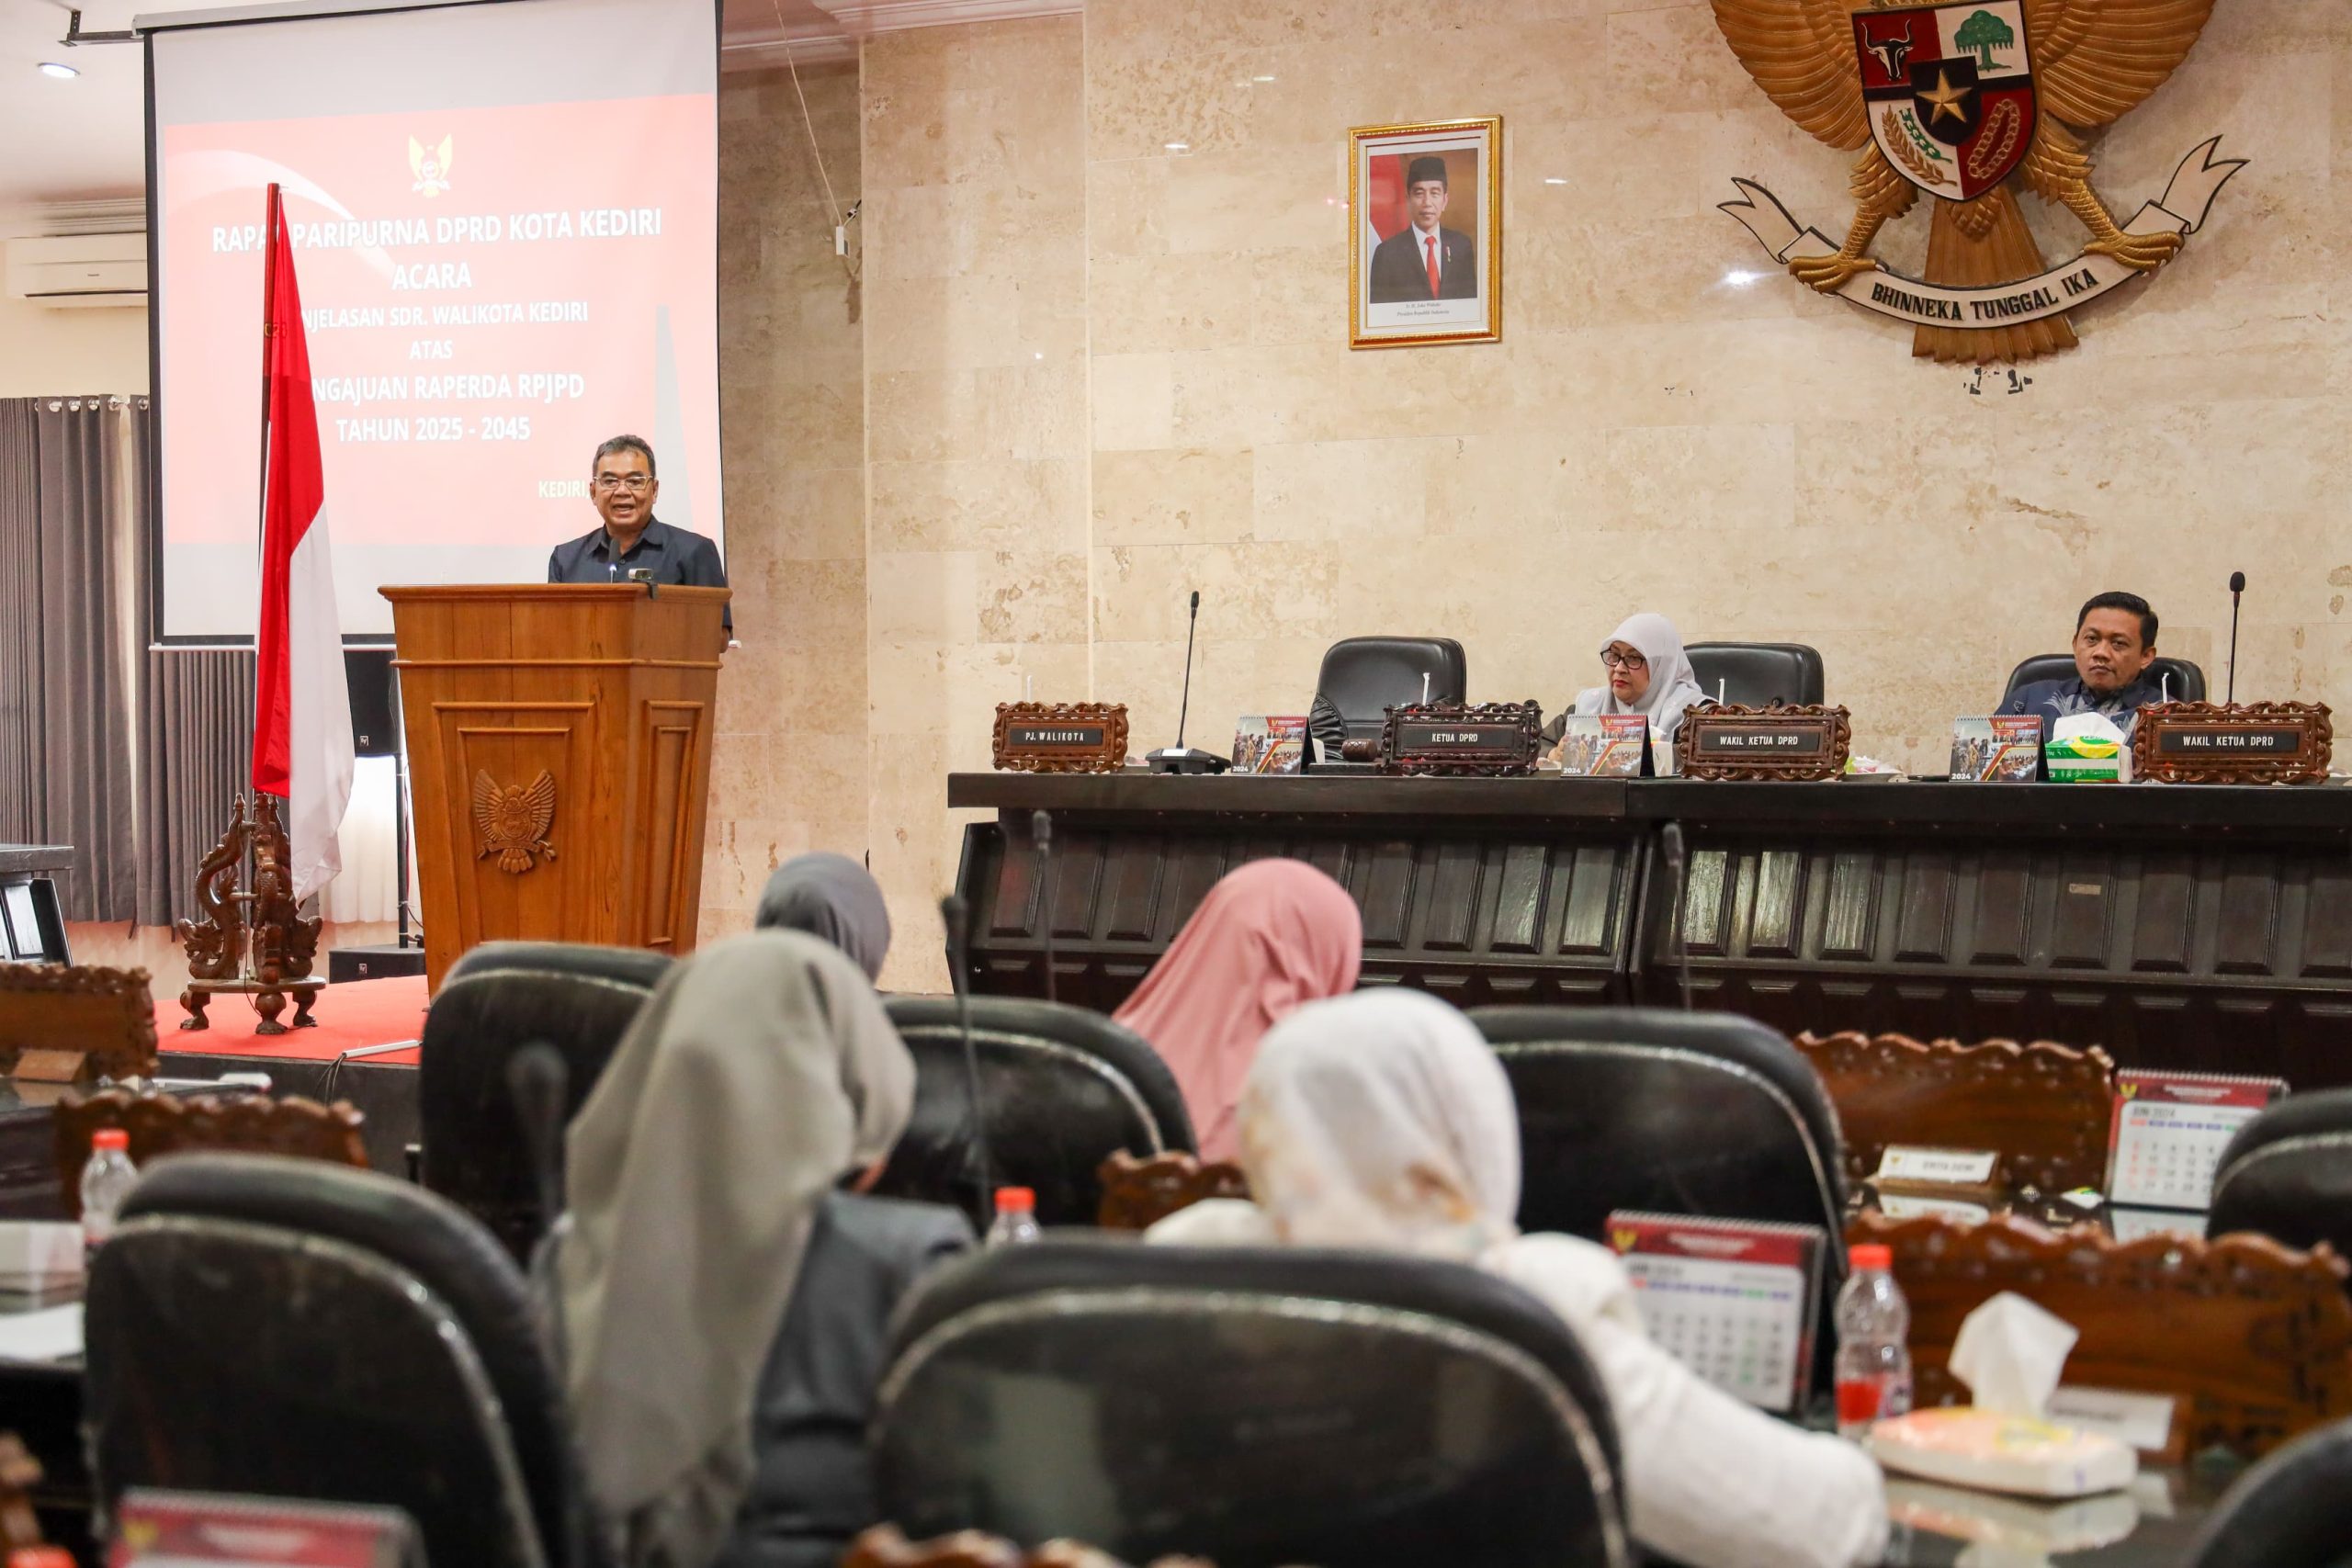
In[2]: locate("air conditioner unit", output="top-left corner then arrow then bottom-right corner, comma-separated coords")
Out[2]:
6,232 -> 147,308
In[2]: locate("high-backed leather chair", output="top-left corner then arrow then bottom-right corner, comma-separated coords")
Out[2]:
875,1240 -> 1630,1568
420,941 -> 670,1262
2000,654 -> 2207,706
2180,1413 -> 2352,1568
873,997 -> 1193,1226
2208,1089 -> 2352,1259
1472,1006 -> 1848,1390
84,1154 -> 598,1568
1312,637 -> 1469,744
1684,642 -> 1825,707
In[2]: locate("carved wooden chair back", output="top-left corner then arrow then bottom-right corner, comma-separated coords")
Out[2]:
0,964 -> 160,1084
1094,1150 -> 1250,1230
54,1089 -> 368,1217
845,1526 -> 1211,1568
1797,1031 -> 2116,1196
1855,1211 -> 2352,1458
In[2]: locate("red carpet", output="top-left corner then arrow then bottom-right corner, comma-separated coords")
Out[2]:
156,976 -> 427,1065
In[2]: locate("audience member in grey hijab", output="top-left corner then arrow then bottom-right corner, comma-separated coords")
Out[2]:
753,852 -> 891,982
553,930 -> 968,1568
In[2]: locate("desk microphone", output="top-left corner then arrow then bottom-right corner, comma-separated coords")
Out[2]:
1032,809 -> 1058,1007
941,892 -> 995,1222
1661,822 -> 1694,1012
1147,591 -> 1229,774
2226,570 -> 2245,705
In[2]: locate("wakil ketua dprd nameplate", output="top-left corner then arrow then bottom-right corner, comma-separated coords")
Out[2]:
2106,1069 -> 2287,1211
1676,704 -> 1851,781
1606,1211 -> 1826,1413
1951,716 -> 2041,782
1555,714 -> 1651,777
2132,702 -> 2332,784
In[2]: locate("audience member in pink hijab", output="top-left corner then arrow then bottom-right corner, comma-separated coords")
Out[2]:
1112,859 -> 1363,1161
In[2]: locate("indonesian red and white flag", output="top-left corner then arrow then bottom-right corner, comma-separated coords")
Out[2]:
251,185 -> 353,903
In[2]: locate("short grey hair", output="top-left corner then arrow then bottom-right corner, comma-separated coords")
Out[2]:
591,434 -> 657,478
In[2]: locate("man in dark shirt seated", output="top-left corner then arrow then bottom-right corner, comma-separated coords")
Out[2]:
548,434 -> 730,632
2005,590 -> 2170,740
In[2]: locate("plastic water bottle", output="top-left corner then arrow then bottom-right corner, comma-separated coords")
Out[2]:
986,1187 -> 1041,1247
1834,1243 -> 1913,1438
80,1128 -> 140,1255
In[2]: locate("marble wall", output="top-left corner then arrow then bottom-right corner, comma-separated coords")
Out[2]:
714,2 -> 2350,990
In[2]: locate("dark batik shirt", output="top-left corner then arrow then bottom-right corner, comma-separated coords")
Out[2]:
547,517 -> 730,630
2005,671 -> 2169,741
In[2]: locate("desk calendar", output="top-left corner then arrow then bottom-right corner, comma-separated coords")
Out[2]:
1607,1211 -> 1826,1413
2105,1070 -> 2286,1212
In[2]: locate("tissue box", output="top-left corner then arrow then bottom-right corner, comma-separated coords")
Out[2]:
2046,733 -> 2123,784
0,1222 -> 85,1292
1867,1407 -> 2136,1498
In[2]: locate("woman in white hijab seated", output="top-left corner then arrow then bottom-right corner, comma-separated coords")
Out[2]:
1148,988 -> 1886,1568
1548,612 -> 1712,765
553,929 -> 973,1568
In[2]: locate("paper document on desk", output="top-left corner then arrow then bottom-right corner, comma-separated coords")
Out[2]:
0,1302 -> 83,1362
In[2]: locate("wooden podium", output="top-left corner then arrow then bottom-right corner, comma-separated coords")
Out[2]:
382,583 -> 729,990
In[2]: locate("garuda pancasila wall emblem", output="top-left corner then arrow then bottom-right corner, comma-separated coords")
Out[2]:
1711,0 -> 2244,362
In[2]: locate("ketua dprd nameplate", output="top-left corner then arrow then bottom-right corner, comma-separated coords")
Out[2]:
1677,704 -> 1851,781
2131,702 -> 2331,784
1379,702 -> 1544,777
990,702 -> 1129,774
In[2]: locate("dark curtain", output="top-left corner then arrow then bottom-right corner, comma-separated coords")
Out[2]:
0,403 -> 39,849
136,649 -> 256,928
0,397 -> 146,921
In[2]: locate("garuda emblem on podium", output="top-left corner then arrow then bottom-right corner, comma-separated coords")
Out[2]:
474,769 -> 559,874
1710,0 -> 2244,361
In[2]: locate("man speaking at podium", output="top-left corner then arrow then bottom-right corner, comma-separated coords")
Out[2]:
548,434 -> 730,632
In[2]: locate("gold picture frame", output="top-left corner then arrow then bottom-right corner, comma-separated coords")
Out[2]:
1349,116 -> 1502,349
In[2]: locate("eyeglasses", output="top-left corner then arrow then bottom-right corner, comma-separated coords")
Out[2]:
593,474 -> 653,493
1600,649 -> 1648,671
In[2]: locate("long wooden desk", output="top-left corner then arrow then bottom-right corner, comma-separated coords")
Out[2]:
947,773 -> 2352,1085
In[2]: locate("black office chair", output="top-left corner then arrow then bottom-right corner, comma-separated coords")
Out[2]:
872,996 -> 1194,1226
1311,636 -> 1469,744
2000,654 -> 2207,707
84,1153 -> 599,1568
2208,1089 -> 2352,1259
420,941 -> 671,1263
1685,642 -> 1825,707
1471,1006 -> 1849,1392
875,1239 -> 1631,1568
2179,1414 -> 2352,1568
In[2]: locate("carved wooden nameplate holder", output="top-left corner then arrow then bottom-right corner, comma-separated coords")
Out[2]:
1676,703 -> 1852,781
0,963 -> 160,1087
992,703 -> 1131,774
174,793 -> 324,1033
2132,701 -> 2333,784
1096,1149 -> 1251,1230
846,1525 -> 1211,1568
1377,701 -> 1544,777
1851,1211 -> 2352,1458
54,1088 -> 368,1217
1796,1032 -> 2117,1198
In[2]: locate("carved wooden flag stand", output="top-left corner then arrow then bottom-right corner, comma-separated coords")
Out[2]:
173,793 -> 324,1034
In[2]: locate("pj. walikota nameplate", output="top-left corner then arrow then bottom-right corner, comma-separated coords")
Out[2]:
2131,702 -> 2331,785
991,702 -> 1130,774
1379,701 -> 1544,777
1677,703 -> 1852,782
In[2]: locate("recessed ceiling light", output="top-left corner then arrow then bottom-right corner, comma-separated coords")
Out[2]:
1722,269 -> 1763,288
38,62 -> 80,80
1544,176 -> 1567,186
1164,141 -> 1190,153
1252,74 -> 1276,83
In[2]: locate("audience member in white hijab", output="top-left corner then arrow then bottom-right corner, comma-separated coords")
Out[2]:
554,930 -> 969,1568
1148,988 -> 1887,1568
1549,612 -> 1711,767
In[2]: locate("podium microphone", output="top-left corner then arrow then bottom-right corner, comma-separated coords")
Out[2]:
941,892 -> 995,1222
1661,822 -> 1694,1013
1032,809 -> 1057,1008
2226,570 -> 2245,705
1147,590 -> 1229,774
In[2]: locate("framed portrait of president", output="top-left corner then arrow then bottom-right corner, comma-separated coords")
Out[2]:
1350,117 -> 1502,349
